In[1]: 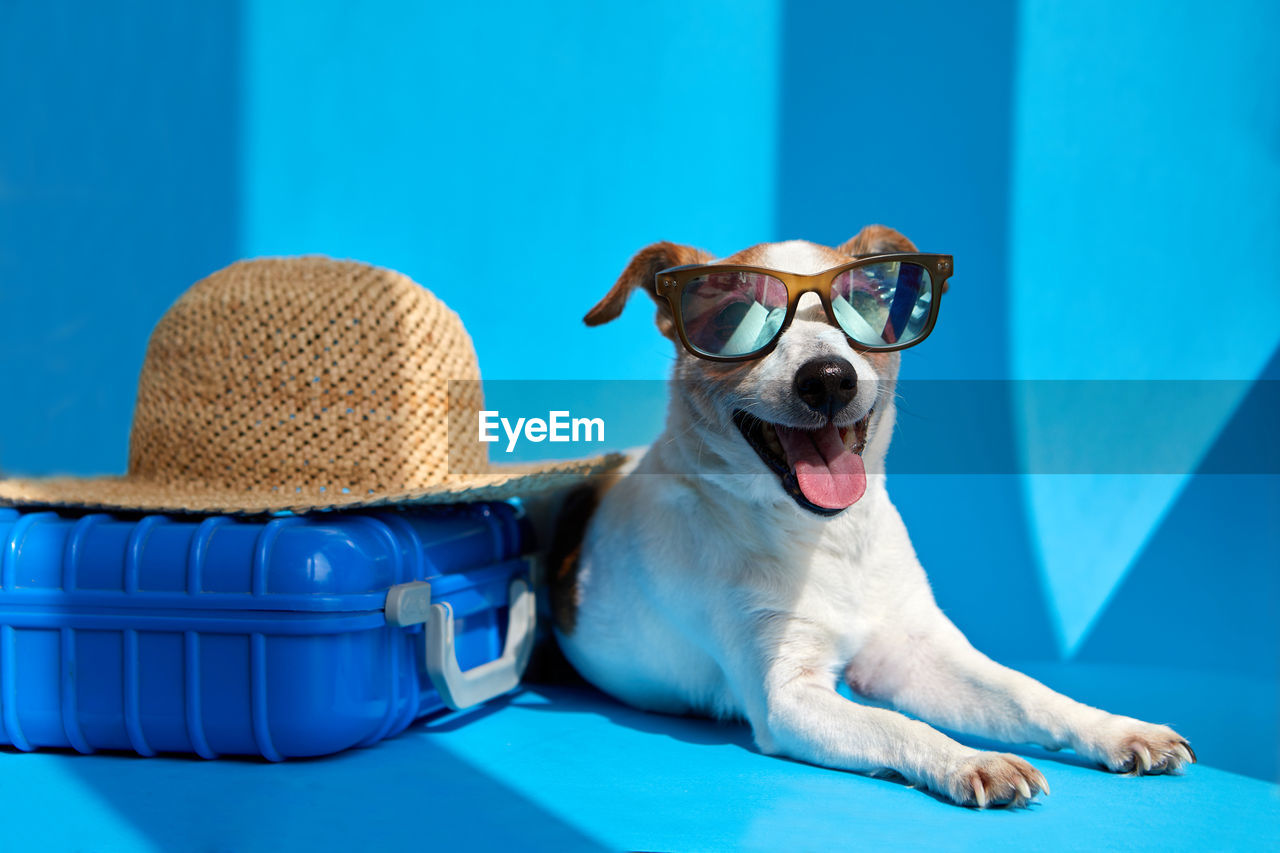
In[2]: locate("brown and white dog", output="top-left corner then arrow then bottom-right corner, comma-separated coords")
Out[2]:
553,225 -> 1194,808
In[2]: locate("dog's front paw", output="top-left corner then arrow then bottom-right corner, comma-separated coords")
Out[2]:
938,751 -> 1049,809
1081,716 -> 1196,775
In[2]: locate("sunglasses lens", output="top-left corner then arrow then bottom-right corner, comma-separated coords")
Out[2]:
680,271 -> 789,357
831,262 -> 933,347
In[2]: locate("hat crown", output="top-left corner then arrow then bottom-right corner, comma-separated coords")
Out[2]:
127,256 -> 485,499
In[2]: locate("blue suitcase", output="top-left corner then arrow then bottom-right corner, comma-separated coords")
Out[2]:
0,503 -> 536,760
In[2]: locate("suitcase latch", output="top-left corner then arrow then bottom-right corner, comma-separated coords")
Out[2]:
384,580 -> 432,626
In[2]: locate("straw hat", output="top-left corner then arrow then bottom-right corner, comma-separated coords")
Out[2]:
0,256 -> 622,514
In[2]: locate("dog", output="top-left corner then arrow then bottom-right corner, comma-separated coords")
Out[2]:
553,225 -> 1195,808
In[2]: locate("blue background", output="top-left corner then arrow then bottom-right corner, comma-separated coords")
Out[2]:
1,1 -> 1277,846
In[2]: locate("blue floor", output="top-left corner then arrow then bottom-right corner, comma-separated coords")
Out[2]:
3,664 -> 1277,852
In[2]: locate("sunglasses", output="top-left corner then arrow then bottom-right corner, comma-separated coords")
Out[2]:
655,253 -> 952,361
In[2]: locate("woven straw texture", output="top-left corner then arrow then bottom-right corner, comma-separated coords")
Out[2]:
0,256 -> 620,514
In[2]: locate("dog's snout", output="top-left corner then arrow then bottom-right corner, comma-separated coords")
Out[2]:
794,358 -> 857,419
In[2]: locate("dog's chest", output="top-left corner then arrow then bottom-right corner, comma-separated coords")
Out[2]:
730,519 -> 899,662
784,546 -> 885,655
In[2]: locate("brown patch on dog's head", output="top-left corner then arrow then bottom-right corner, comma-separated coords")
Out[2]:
584,241 -> 712,339
837,224 -> 918,257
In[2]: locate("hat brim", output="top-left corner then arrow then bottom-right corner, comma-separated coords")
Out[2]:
0,453 -> 626,515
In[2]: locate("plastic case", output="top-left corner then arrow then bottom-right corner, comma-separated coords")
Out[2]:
0,504 -> 536,760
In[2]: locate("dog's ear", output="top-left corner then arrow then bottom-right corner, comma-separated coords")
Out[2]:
837,224 -> 918,257
837,225 -> 947,293
584,241 -> 711,338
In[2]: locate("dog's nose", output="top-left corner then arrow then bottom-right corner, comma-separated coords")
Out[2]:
794,358 -> 857,419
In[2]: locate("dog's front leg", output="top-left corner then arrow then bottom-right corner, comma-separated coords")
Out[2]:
725,617 -> 1047,807
845,608 -> 1196,776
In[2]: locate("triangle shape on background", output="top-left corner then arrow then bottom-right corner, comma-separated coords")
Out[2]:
1016,381 -> 1260,653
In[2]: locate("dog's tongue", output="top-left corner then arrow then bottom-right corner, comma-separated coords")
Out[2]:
775,423 -> 866,510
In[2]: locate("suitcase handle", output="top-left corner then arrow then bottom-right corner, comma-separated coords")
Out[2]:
423,575 -> 536,710
384,559 -> 537,710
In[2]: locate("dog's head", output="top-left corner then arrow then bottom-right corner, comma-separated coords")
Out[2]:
586,225 -> 931,519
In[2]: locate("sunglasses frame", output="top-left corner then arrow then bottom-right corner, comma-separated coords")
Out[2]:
654,252 -> 954,362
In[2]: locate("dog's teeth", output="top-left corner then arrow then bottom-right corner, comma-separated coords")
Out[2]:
841,408 -> 874,453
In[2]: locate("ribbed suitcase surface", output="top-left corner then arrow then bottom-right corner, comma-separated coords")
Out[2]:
0,503 -> 532,760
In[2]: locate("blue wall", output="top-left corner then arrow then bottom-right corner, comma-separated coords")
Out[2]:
2,0 -> 1277,783
0,0 -> 242,477
239,0 -> 781,383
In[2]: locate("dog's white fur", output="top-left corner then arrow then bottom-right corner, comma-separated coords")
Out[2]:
558,229 -> 1194,808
